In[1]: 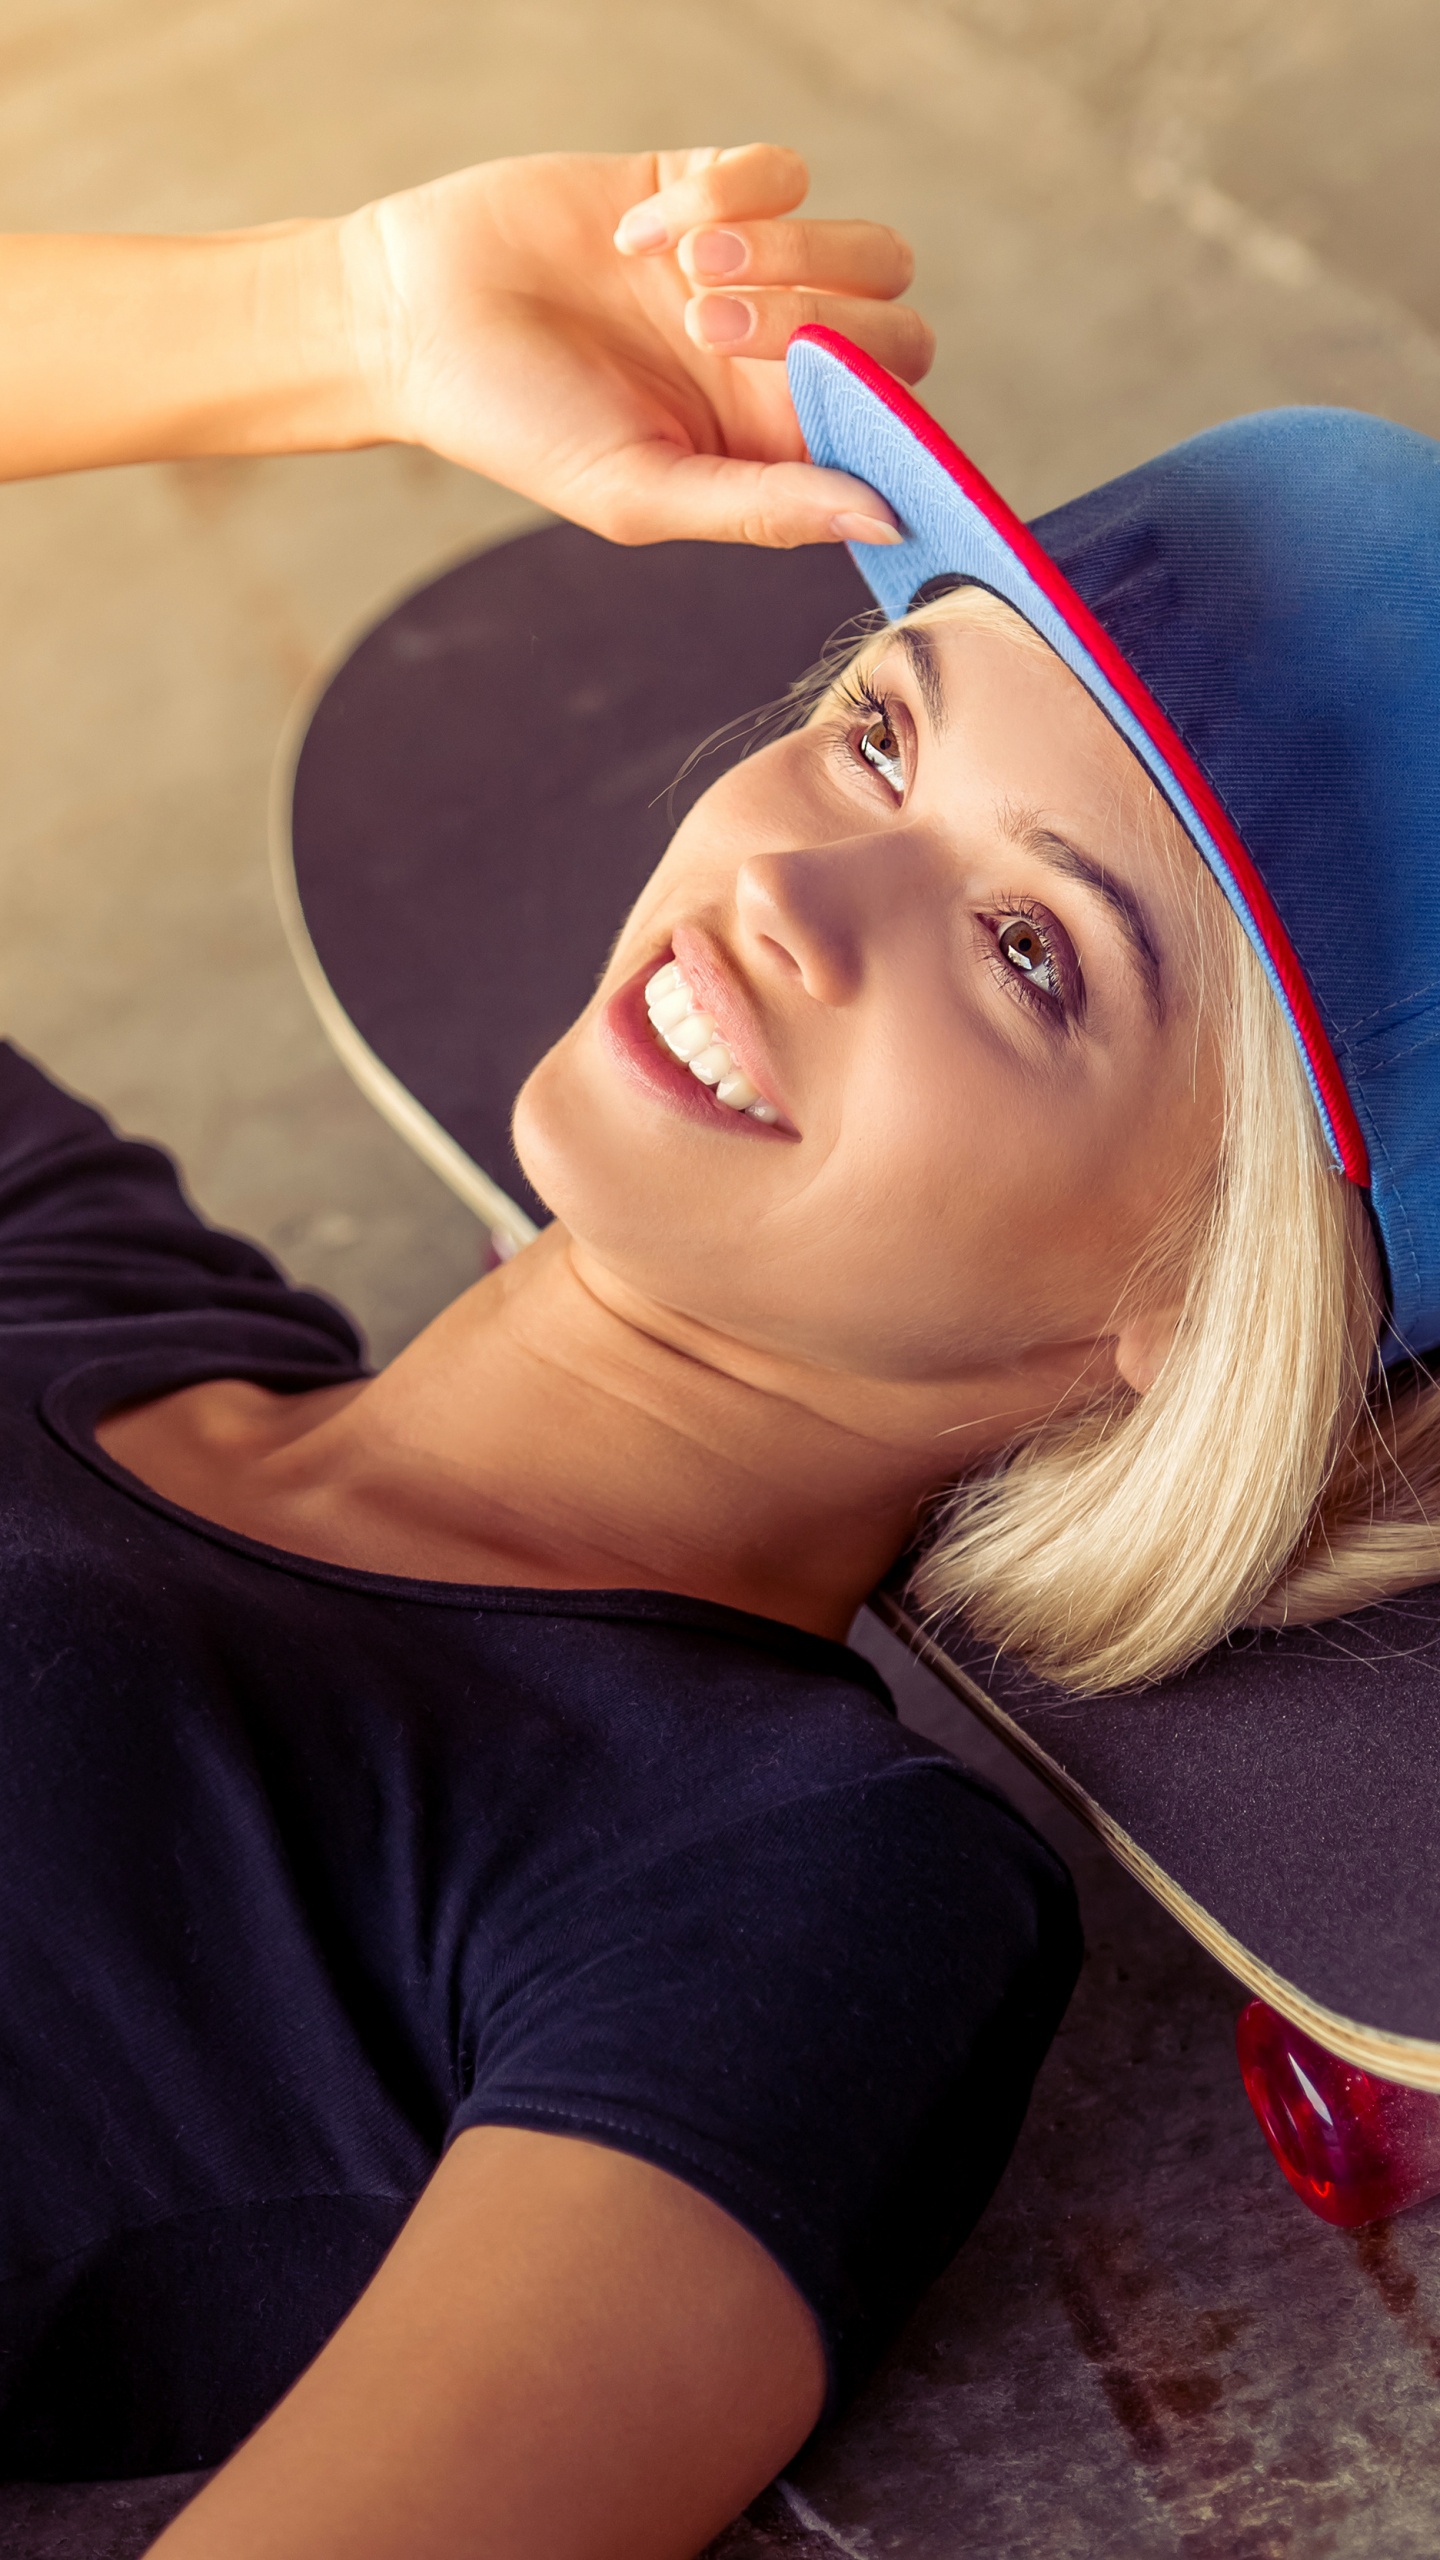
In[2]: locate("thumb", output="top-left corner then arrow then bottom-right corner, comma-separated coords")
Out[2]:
577,445 -> 903,550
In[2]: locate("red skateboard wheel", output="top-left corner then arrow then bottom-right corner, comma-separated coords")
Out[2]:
1237,2000 -> 1440,2226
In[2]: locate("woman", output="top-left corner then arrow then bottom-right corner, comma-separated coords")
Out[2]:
0,138 -> 1435,2559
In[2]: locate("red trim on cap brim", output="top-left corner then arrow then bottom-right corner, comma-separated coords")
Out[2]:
794,324 -> 1369,1185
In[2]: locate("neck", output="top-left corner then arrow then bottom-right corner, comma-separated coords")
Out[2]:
309,1224 -> 1076,1640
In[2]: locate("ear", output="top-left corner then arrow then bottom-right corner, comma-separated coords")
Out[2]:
1113,1306 -> 1183,1396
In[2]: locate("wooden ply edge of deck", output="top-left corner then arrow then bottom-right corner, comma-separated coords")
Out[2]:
268,676 -> 539,1262
872,1589 -> 1440,2093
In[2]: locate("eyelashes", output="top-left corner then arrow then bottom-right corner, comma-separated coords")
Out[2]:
832,674 -> 906,798
980,900 -> 1078,1024
833,672 -> 893,729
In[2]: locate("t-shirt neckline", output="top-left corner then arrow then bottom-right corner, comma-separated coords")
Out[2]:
39,1346 -> 889,1688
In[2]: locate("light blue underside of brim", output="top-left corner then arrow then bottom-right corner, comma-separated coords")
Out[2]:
788,339 -> 1345,1186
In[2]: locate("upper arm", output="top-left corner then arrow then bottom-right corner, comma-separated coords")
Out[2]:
145,2126 -> 827,2560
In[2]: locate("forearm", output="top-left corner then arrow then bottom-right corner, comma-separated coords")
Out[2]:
0,147 -> 921,538
0,221 -> 381,481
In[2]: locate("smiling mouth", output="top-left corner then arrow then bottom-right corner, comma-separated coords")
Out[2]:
644,960 -> 780,1122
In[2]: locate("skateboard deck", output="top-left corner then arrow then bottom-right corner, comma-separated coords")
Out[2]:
274,523 -> 1440,2092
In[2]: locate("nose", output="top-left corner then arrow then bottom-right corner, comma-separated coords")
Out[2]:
733,839 -> 890,1008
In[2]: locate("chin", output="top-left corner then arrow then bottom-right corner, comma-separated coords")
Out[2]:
513,1030 -> 940,1376
510,1034 -> 673,1264
509,1044 -> 576,1226
511,1038 -> 748,1331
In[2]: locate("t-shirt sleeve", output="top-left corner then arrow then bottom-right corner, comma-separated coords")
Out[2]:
449,1759 -> 1081,2411
0,1041 -> 359,1356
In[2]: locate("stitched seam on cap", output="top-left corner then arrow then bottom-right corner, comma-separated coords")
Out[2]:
1336,975 -> 1440,1038
1350,1021 -> 1440,1075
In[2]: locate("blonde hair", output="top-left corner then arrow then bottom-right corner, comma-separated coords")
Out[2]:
820,583 -> 1440,1692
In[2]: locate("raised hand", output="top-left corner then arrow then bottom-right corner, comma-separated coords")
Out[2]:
348,144 -> 931,549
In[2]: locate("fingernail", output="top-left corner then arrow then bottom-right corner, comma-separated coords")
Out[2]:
831,511 -> 904,546
689,227 -> 747,278
614,205 -> 669,253
693,293 -> 753,345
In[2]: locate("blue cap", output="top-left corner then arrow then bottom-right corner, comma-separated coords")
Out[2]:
788,326 -> 1440,1362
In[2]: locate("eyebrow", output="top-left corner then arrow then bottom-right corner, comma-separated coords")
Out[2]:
999,805 -> 1165,1019
896,626 -> 947,734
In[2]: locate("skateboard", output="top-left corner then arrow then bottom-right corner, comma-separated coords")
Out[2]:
273,522 -> 1440,2229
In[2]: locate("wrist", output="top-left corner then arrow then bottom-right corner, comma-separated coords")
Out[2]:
330,194 -> 428,455
229,216 -> 387,458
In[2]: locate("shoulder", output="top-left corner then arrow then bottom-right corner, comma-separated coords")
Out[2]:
463,1591 -> 1077,1974
0,1042 -> 359,1359
463,1609 -> 1081,2138
767,1746 -> 1075,1931
0,1041 -> 262,1283
665,1748 -> 1081,2053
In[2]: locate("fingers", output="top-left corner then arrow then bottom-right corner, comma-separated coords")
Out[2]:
684,289 -> 936,385
585,449 -> 903,551
677,218 -> 914,301
614,144 -> 808,255
613,148 -> 930,384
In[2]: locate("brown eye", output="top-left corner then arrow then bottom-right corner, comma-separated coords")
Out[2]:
997,915 -> 1061,997
857,713 -> 904,794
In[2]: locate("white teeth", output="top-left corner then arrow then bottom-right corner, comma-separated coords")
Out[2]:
715,1068 -> 759,1108
663,1011 -> 717,1062
648,985 -> 693,1032
644,958 -> 782,1125
688,1042 -> 732,1085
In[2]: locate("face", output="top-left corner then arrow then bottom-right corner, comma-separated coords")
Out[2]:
514,607 -> 1223,1413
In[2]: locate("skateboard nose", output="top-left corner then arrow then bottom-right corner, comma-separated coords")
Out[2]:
1237,2001 -> 1440,2227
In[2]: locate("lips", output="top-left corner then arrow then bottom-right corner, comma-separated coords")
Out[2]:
596,942 -> 796,1139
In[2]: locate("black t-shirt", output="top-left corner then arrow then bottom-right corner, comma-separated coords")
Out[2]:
0,1043 -> 1080,2480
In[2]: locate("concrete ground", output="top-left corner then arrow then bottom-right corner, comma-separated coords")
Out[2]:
2,1 -> 1440,2552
